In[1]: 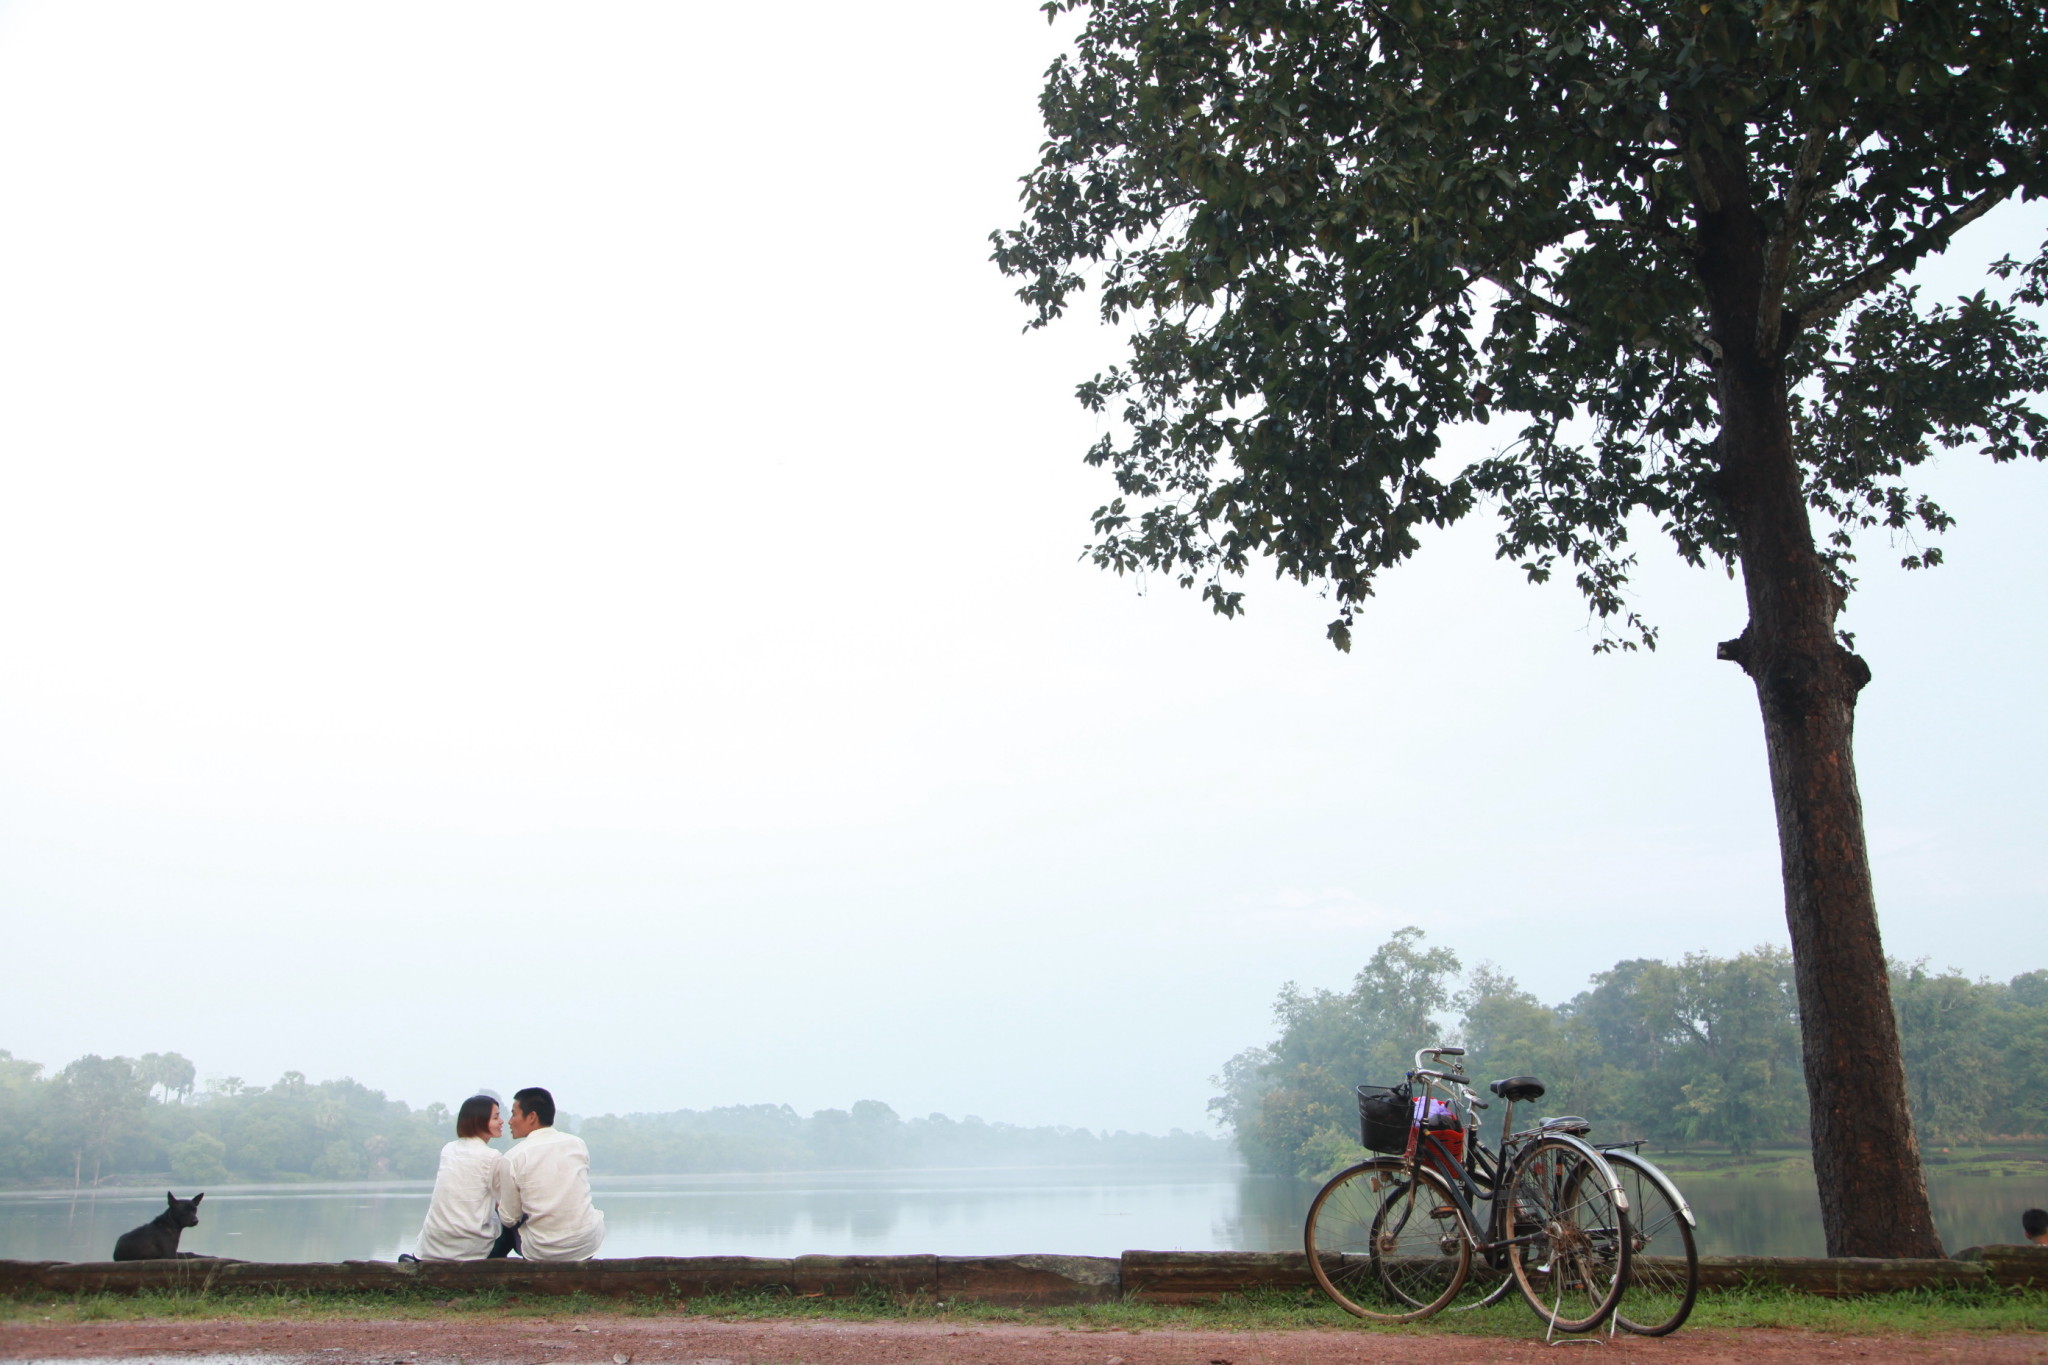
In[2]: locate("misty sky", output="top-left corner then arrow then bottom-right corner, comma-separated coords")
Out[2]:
0,2 -> 2041,1137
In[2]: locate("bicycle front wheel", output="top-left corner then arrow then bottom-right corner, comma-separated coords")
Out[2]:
1605,1150 -> 1698,1335
1504,1137 -> 1631,1333
1305,1158 -> 1471,1322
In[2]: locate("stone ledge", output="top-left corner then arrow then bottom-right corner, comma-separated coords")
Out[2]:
1952,1243 -> 2048,1288
420,1255 -> 799,1299
1692,1255 -> 1986,1295
1121,1250 -> 1318,1302
938,1254 -> 1119,1303
0,1254 -> 1117,1305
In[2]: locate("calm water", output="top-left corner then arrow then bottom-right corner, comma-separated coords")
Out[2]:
1,1164 -> 2039,1264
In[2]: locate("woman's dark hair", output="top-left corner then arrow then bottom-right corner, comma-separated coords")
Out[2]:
455,1095 -> 498,1139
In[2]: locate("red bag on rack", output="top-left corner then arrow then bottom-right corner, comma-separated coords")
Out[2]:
1413,1096 -> 1465,1174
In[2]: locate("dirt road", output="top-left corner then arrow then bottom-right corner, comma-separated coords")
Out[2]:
2,1316 -> 2043,1364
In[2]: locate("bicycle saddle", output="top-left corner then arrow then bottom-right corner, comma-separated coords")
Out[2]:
1489,1075 -> 1545,1102
1539,1115 -> 1592,1135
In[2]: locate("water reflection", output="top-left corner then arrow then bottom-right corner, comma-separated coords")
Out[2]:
0,1165 -> 2036,1264
0,1167 -> 1241,1263
1670,1171 -> 2042,1258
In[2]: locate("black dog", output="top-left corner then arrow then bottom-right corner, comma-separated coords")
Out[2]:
112,1191 -> 208,1260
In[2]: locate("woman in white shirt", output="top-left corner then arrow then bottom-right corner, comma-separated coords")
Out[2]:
411,1095 -> 510,1260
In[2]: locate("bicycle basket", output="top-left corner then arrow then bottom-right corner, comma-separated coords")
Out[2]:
1356,1082 -> 1414,1153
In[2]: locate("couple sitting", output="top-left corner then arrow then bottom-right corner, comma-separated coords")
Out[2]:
412,1086 -> 606,1262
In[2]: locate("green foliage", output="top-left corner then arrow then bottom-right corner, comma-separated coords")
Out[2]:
49,1055 -> 151,1185
1893,961 -> 2048,1140
1456,961 -> 1598,1100
1215,931 -> 2046,1172
136,1053 -> 197,1105
0,1058 -> 489,1188
312,1139 -> 366,1181
996,0 -> 2048,650
1574,947 -> 1807,1154
169,1132 -> 231,1186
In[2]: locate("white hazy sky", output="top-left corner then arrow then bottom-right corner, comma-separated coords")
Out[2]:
0,2 -> 2041,1136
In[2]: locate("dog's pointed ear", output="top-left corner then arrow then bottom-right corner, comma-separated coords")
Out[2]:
167,1191 -> 176,1205
191,1192 -> 204,1205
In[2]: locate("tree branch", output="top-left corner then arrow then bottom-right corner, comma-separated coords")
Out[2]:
1756,117 -> 1837,359
1483,271 -> 1592,337
1582,215 -> 1690,251
1487,269 -> 1716,369
1791,172 -> 2023,336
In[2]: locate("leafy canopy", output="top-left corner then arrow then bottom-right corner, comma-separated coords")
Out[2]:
996,0 -> 2048,649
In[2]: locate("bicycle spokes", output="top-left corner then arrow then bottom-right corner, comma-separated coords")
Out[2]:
1305,1159 -> 1470,1322
1505,1138 -> 1630,1333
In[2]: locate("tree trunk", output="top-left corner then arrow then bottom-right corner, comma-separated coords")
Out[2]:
1695,153 -> 1944,1258
1709,354 -> 1940,1256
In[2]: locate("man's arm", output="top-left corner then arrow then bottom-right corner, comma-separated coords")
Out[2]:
495,1152 -> 524,1224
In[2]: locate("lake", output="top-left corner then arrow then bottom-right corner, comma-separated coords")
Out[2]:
1,1164 -> 2039,1264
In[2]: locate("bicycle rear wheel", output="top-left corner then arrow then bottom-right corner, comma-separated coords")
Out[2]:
1605,1150 -> 1698,1335
1305,1158 -> 1470,1322
1504,1137 -> 1631,1333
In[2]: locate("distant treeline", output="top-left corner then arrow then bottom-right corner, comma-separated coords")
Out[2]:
582,1103 -> 1226,1174
1215,929 -> 2048,1181
0,1054 -> 1229,1190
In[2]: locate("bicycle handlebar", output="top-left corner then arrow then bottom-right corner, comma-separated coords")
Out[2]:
1413,1068 -> 1474,1088
1410,1064 -> 1490,1108
1411,1046 -> 1488,1107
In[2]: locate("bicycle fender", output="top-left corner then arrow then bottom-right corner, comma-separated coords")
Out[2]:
1609,1151 -> 1697,1228
1538,1133 -> 1630,1214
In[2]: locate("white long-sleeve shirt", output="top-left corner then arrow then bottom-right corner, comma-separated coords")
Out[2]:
497,1125 -> 606,1262
414,1137 -> 506,1261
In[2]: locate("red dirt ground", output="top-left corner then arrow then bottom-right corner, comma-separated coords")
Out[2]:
1,1316 -> 2043,1364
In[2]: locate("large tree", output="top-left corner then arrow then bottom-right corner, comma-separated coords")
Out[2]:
995,0 -> 2047,1256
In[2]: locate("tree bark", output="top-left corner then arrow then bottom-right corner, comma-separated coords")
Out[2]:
1695,151 -> 1945,1258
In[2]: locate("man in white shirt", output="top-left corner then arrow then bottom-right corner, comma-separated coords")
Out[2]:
497,1086 -> 606,1262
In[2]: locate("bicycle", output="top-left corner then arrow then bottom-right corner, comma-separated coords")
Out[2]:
1303,1046 -> 1635,1333
1360,1073 -> 1702,1335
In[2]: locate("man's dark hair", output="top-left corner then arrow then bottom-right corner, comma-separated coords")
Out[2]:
454,1095 -> 498,1140
513,1086 -> 555,1128
2026,1209 -> 2048,1238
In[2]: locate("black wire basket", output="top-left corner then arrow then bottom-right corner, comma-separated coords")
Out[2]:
1356,1081 -> 1414,1154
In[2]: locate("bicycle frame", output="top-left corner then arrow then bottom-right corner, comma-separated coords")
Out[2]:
1395,1049 -> 1631,1260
